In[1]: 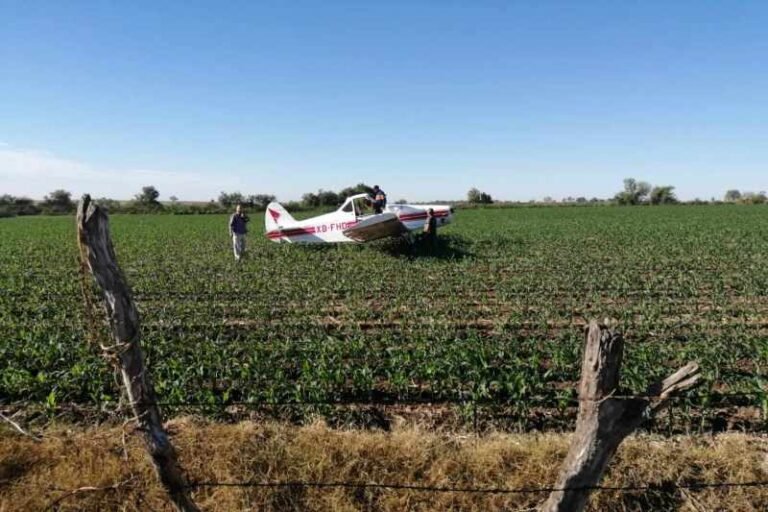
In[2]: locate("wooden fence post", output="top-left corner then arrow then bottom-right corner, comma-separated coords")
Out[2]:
541,320 -> 701,512
76,195 -> 200,512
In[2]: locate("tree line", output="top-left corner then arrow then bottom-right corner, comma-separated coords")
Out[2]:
723,189 -> 768,205
1,179 -> 764,217
220,183 -> 384,210
0,186 -> 212,217
613,179 -> 678,205
0,184 -> 379,217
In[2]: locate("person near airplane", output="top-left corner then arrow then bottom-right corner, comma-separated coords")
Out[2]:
370,185 -> 387,214
229,203 -> 249,261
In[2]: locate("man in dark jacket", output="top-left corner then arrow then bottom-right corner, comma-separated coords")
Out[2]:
423,208 -> 438,249
229,204 -> 249,261
370,185 -> 387,214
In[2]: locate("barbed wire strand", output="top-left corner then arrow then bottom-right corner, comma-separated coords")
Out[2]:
3,478 -> 767,496
183,479 -> 768,494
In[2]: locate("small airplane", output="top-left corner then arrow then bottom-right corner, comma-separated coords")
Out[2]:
264,193 -> 454,243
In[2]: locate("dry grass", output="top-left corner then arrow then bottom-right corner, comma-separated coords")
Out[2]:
1,418 -> 766,511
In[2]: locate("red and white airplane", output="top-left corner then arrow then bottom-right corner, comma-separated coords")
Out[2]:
265,193 -> 454,243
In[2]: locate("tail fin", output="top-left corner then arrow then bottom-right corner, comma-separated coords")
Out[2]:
265,202 -> 297,232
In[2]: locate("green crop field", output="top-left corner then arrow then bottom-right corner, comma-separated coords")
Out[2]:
1,205 -> 767,431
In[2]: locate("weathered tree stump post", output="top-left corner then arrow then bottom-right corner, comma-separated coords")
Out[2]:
541,320 -> 700,512
77,195 -> 200,512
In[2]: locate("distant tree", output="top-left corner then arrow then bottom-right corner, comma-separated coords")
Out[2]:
41,189 -> 75,213
298,183 -> 382,209
339,183 -> 374,198
302,192 -> 320,208
246,194 -> 276,210
283,200 -> 304,211
724,190 -> 742,202
95,197 -> 122,213
135,186 -> 160,205
542,196 -> 554,204
742,191 -> 767,205
218,191 -> 244,208
650,186 -> 678,205
576,197 -> 588,204
615,178 -> 652,205
0,196 -> 40,216
18,197 -> 40,215
317,189 -> 340,207
169,195 -> 178,203
395,199 -> 408,205
0,194 -> 15,217
467,187 -> 493,204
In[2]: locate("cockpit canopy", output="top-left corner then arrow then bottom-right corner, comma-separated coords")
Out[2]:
339,194 -> 373,218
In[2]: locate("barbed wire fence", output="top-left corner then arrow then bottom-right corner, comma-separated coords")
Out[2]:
2,478 -> 768,511
5,478 -> 766,494
2,446 -> 766,511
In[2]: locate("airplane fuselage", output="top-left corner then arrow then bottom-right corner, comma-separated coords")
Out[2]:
265,195 -> 454,243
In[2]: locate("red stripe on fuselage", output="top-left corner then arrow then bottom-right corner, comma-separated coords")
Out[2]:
265,220 -> 360,240
266,226 -> 316,239
398,210 -> 450,221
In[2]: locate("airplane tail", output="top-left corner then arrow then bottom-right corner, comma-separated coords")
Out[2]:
264,202 -> 297,232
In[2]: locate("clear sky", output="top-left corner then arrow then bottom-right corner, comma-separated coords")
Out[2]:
1,1 -> 766,202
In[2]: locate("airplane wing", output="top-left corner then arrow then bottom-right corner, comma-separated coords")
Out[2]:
342,212 -> 408,242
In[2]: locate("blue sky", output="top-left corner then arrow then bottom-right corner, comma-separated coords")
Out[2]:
1,1 -> 766,202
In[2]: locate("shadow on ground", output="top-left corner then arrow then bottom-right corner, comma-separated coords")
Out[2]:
264,233 -> 473,261
377,234 -> 473,261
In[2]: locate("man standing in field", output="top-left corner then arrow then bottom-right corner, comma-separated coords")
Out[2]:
229,204 -> 249,261
423,208 -> 438,248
